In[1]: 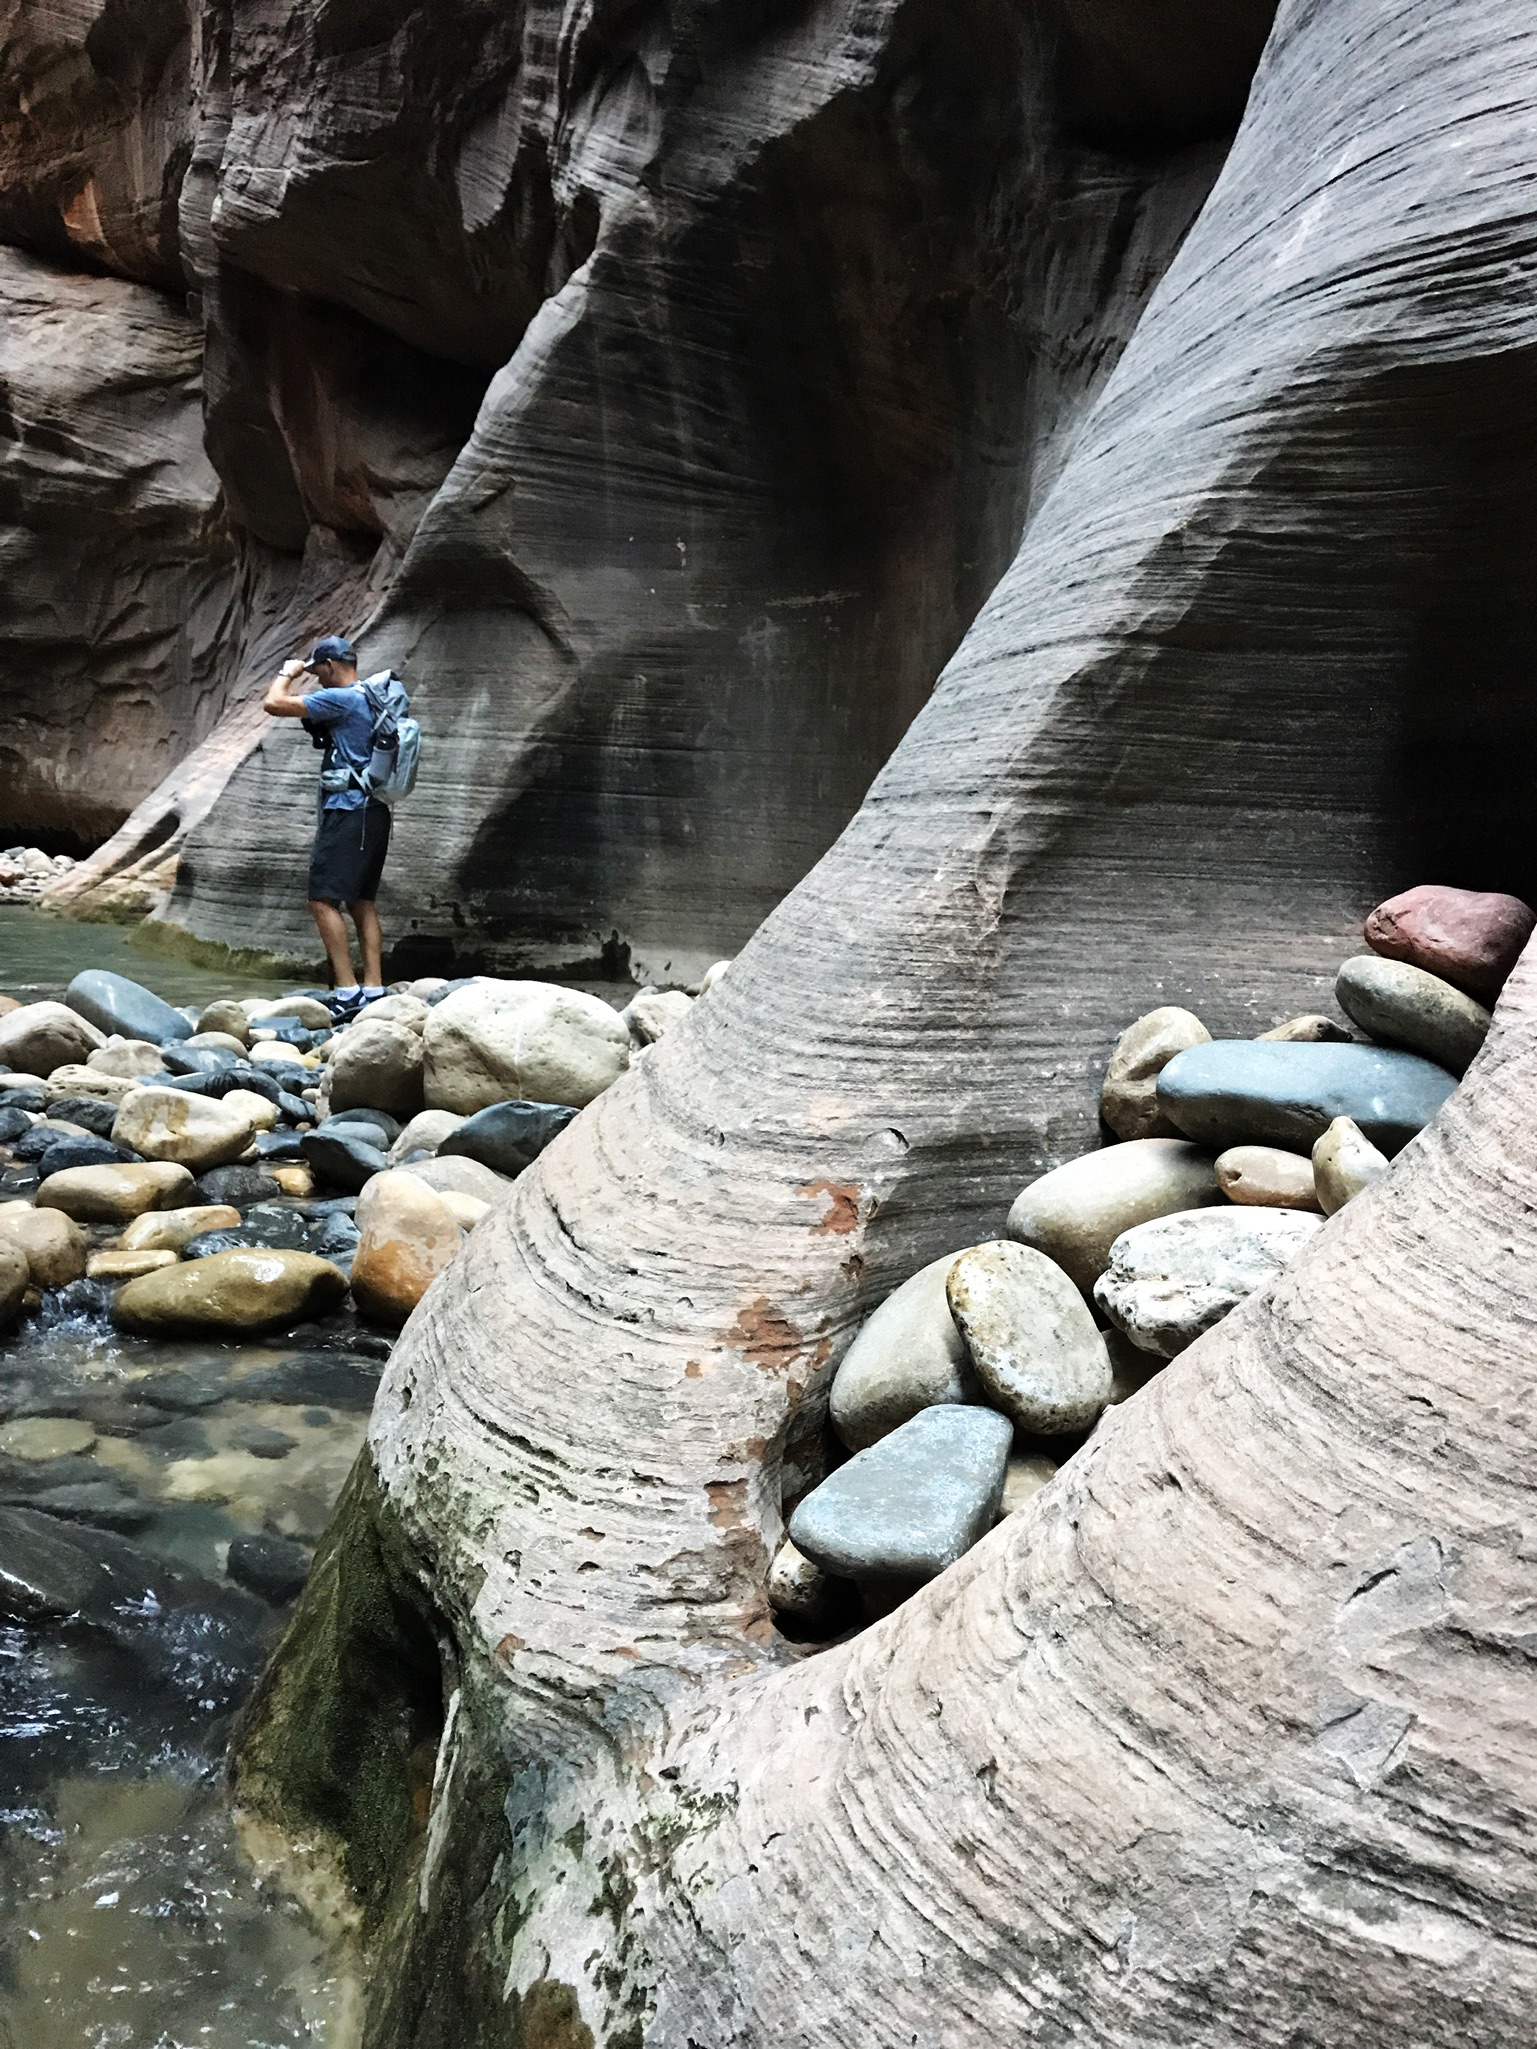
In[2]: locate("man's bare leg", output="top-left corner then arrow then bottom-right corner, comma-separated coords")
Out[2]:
351,901 -> 384,989
309,899 -> 356,987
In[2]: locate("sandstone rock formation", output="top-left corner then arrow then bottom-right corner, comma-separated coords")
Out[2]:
9,0 -> 1259,979
229,5 -> 1537,2043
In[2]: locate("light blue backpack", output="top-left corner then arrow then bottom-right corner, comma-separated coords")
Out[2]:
357,672 -> 421,807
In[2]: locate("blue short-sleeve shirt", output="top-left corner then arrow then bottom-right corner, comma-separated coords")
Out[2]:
304,685 -> 373,811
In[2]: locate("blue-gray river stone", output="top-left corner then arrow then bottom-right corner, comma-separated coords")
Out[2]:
46,1097 -> 119,1138
162,1043 -> 239,1078
1156,1040 -> 1457,1157
437,1098 -> 577,1178
789,1406 -> 1012,1600
316,1107 -> 401,1143
65,970 -> 193,1047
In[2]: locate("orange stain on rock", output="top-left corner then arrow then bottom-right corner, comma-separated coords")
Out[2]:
799,1179 -> 863,1234
706,1479 -> 751,1530
732,1296 -> 801,1374
493,1632 -> 526,1673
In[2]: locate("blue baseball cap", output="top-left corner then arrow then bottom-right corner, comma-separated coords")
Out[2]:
309,636 -> 356,666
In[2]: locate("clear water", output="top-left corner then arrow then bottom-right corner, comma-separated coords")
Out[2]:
0,908 -> 295,1011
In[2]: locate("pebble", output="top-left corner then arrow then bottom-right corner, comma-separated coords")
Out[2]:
1312,1116 -> 1389,1215
228,1425 -> 297,1460
1257,1015 -> 1352,1043
112,1248 -> 350,1336
245,995 -> 333,1029
0,1242 -> 27,1324
271,1164 -> 315,1199
119,1203 -> 243,1252
387,1109 -> 464,1163
998,1453 -> 1058,1518
400,1154 -> 513,1206
300,1128 -> 392,1192
225,1532 -> 311,1604
1100,1006 -> 1210,1140
224,1087 -> 279,1133
1155,1040 -> 1456,1157
1334,954 -> 1490,1078
66,969 -> 193,1047
196,1164 -> 283,1207
0,1000 -> 105,1075
317,1106 -> 401,1143
436,1099 -> 576,1179
1006,1138 -> 1221,1295
195,1000 -> 252,1042
698,960 -> 731,994
87,1038 -> 167,1079
789,1406 -> 1013,1607
37,1160 -> 196,1223
422,980 -> 630,1114
764,1537 -> 849,1633
622,988 -> 694,1045
0,1416 -> 97,1461
35,1134 -> 132,1179
46,1095 -> 120,1137
0,1106 -> 32,1143
1214,1145 -> 1322,1211
113,1086 -> 259,1171
87,1249 -> 180,1279
1364,884 -> 1535,1004
46,1064 -> 140,1102
945,1240 -> 1112,1436
349,1170 -> 462,1325
438,1190 -> 490,1231
0,1204 -> 88,1286
1094,1206 -> 1323,1359
828,1252 -> 978,1452
327,1018 -> 425,1119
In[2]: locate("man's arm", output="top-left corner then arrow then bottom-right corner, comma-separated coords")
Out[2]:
263,659 -> 314,719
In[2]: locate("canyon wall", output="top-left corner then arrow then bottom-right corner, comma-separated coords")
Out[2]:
4,0 -> 1269,973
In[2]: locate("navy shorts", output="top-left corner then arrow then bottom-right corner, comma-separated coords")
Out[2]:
308,802 -> 391,904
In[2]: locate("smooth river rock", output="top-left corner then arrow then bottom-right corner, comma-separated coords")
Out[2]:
1214,1146 -> 1322,1211
945,1240 -> 1112,1437
387,1109 -> 465,1163
1334,954 -> 1491,1078
66,969 -> 193,1047
422,980 -> 631,1114
1094,1207 -> 1323,1359
300,1129 -> 392,1193
195,1001 -> 252,1043
1100,1006 -> 1211,1141
1364,884 -> 1535,1004
1312,1116 -> 1390,1216
828,1252 -> 977,1452
0,1203 -> 88,1287
790,1405 -> 1013,1607
0,1242 -> 26,1324
622,988 -> 694,1046
350,1170 -> 462,1326
1256,1014 -> 1353,1043
37,1161 -> 195,1223
764,1538 -> 848,1634
0,1001 -> 105,1076
1006,1139 -> 1221,1296
46,1096 -> 120,1138
112,1249 -> 349,1336
1155,1040 -> 1457,1157
113,1086 -> 259,1171
436,1099 -> 577,1179
399,1155 -> 514,1207
327,1019 -> 426,1120
119,1204 -> 243,1253
88,1038 -> 174,1080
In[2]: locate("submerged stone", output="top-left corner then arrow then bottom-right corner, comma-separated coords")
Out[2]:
789,1405 -> 1012,1604
226,1533 -> 311,1604
1156,1039 -> 1456,1157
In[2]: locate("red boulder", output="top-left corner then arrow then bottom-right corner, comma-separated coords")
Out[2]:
1364,885 -> 1536,1004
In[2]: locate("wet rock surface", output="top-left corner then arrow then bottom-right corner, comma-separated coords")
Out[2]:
66,970 -> 193,1047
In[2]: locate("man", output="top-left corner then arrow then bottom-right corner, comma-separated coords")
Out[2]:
263,635 -> 390,1017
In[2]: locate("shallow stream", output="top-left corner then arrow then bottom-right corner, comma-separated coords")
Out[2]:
0,910 -> 354,2047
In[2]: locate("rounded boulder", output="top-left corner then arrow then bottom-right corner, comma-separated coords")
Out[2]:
1006,1138 -> 1221,1296
1335,954 -> 1491,1078
1100,1006 -> 1211,1141
113,1086 -> 259,1172
0,1001 -> 105,1077
422,980 -> 630,1114
829,1252 -> 978,1452
349,1170 -> 463,1326
36,1161 -> 196,1223
1094,1206 -> 1322,1359
946,1240 -> 1112,1436
1364,884 -> 1535,1004
112,1248 -> 349,1335
328,1018 -> 426,1119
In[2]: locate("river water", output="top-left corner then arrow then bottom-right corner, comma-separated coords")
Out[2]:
0,909 -> 355,2047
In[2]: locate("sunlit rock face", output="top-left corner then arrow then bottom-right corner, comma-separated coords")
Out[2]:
1,0 -> 1270,973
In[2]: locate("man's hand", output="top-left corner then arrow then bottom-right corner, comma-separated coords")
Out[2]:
264,658 -> 315,718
